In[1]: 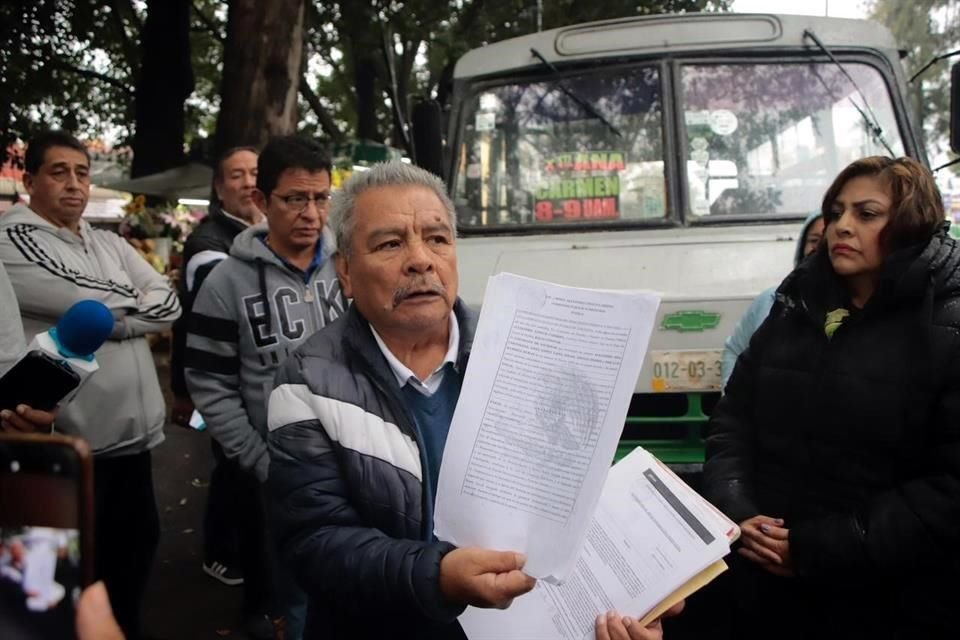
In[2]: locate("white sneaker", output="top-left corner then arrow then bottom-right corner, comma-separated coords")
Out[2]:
202,560 -> 244,586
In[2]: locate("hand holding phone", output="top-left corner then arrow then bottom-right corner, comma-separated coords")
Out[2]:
0,406 -> 57,434
0,433 -> 94,639
76,582 -> 124,640
0,351 -> 81,413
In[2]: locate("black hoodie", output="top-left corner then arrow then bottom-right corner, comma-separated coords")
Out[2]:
170,204 -> 249,396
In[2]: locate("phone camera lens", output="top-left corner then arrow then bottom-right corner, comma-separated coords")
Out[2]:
10,460 -> 19,473
52,463 -> 61,473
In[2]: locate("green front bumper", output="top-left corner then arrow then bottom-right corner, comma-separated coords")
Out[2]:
614,392 -> 710,468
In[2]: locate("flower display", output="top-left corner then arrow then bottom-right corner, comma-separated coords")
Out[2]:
119,195 -> 205,272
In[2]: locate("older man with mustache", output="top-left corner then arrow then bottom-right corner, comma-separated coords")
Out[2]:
265,162 -> 678,640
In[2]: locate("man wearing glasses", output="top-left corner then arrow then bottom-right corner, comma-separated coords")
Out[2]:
186,135 -> 345,640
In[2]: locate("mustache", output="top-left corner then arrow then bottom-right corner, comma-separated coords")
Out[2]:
392,278 -> 446,307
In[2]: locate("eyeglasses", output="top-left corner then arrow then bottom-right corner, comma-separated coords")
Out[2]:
271,191 -> 331,212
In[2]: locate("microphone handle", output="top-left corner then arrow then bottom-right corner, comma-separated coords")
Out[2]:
28,332 -> 101,402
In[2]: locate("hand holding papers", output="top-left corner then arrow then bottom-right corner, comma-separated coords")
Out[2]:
434,273 -> 661,581
459,447 -> 739,640
439,547 -> 537,609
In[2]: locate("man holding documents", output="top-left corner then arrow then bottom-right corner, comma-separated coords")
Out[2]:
266,163 -> 673,640
265,163 -> 534,640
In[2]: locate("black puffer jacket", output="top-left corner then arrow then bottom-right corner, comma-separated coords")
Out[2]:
170,205 -> 247,396
266,301 -> 476,640
704,228 -> 960,637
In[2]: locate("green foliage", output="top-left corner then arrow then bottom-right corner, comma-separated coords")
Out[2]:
0,0 -> 223,165
301,0 -> 729,149
869,0 -> 960,158
3,0 -> 730,164
0,1 -> 133,163
184,1 -> 226,145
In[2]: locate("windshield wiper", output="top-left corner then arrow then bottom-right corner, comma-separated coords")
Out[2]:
910,48 -> 960,84
803,29 -> 895,157
529,47 -> 623,138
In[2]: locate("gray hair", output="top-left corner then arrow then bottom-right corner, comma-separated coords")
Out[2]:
329,161 -> 456,257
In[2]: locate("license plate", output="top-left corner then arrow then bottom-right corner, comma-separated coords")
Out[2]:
650,350 -> 723,392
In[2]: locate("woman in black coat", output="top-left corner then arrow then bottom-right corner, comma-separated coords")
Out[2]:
703,156 -> 960,639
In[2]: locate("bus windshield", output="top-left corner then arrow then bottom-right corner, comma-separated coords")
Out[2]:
453,59 -> 905,230
682,61 -> 904,219
453,65 -> 665,229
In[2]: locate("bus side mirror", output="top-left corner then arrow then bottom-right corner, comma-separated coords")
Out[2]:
412,99 -> 445,180
951,62 -> 960,154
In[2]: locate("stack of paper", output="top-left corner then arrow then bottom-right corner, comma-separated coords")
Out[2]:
431,273 -> 737,639
459,447 -> 738,639
435,273 -> 662,580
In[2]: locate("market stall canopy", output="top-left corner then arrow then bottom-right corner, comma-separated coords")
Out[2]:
85,185 -> 132,221
103,163 -> 213,201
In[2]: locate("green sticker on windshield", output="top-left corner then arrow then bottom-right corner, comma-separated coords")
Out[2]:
661,311 -> 721,333
534,151 -> 624,223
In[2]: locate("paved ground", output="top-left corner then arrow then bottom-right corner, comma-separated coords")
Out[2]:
141,352 -> 247,640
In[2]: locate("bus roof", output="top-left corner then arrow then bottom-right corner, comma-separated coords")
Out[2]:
454,13 -> 899,80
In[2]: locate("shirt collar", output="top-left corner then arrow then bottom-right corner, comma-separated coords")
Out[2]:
258,236 -> 324,283
370,312 -> 459,390
220,208 -> 257,227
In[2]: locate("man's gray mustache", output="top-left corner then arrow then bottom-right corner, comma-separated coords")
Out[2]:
393,279 -> 447,307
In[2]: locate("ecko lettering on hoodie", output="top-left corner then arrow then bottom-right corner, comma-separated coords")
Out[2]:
242,279 -> 347,349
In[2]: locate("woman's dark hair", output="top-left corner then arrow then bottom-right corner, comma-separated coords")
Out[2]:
820,156 -> 944,251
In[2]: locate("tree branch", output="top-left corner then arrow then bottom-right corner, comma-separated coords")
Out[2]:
115,0 -> 144,32
108,0 -> 140,72
191,1 -> 225,43
309,44 -> 349,90
30,54 -> 135,95
300,18 -> 345,144
305,0 -> 326,31
427,0 -> 488,94
454,0 -> 487,38
299,77 -> 345,144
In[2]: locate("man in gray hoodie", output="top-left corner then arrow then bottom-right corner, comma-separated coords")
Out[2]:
185,135 -> 345,639
0,260 -> 59,432
0,130 -> 181,639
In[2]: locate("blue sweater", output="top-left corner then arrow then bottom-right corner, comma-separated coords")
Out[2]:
401,367 -> 463,520
721,286 -> 776,388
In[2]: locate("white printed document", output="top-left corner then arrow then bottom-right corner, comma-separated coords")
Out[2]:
434,273 -> 661,581
458,447 -> 739,640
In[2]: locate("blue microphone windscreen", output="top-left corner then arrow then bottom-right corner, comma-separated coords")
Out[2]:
55,300 -> 114,357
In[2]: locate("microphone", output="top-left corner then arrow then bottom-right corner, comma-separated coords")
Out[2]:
0,300 -> 113,411
26,299 -> 114,391
44,300 -> 114,359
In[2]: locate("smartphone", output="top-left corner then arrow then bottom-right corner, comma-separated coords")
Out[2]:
0,351 -> 82,412
0,433 -> 94,640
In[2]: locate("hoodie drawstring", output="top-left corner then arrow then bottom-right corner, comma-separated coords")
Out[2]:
256,258 -> 272,337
